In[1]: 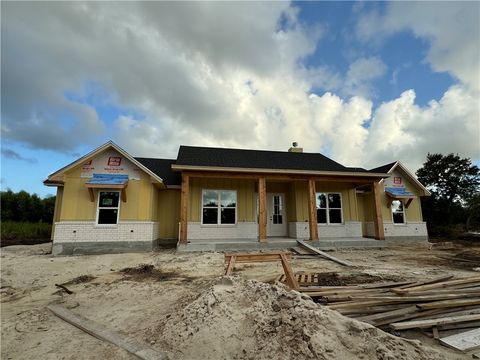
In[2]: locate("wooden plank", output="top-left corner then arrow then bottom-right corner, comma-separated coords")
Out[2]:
307,179 -> 318,241
417,298 -> 480,310
297,240 -> 353,267
390,314 -> 480,330
179,173 -> 189,244
372,181 -> 385,240
432,326 -> 440,340
361,281 -> 414,289
391,275 -> 454,292
438,321 -> 480,331
48,304 -> 167,360
394,276 -> 480,294
258,177 -> 267,242
280,253 -> 299,290
290,246 -> 313,255
225,255 -> 236,276
350,293 -> 480,302
439,328 -> 480,352
358,305 -> 419,324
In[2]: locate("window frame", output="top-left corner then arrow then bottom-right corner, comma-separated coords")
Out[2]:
391,199 -> 406,225
201,189 -> 237,226
316,192 -> 343,225
96,190 -> 121,226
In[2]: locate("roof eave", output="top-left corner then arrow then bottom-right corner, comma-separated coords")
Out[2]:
171,164 -> 388,178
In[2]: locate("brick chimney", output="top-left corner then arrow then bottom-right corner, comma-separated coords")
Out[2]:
288,142 -> 303,153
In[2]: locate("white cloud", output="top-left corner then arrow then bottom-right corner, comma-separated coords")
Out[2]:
356,2 -> 480,92
1,1 -> 479,176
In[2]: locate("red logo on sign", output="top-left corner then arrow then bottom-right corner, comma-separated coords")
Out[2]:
107,157 -> 122,166
394,177 -> 402,184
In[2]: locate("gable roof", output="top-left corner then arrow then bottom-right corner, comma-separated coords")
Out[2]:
135,158 -> 181,186
44,141 -> 164,186
174,145 -> 385,176
369,161 -> 397,174
373,161 -> 431,196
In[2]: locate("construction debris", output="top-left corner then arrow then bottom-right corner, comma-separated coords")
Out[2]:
295,274 -> 480,349
439,328 -> 480,352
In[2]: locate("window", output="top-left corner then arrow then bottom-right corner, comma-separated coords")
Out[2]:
316,193 -> 342,224
97,191 -> 120,225
202,190 -> 236,225
391,200 -> 405,224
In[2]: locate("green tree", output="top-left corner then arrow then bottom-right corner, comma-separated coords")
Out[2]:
416,153 -> 480,226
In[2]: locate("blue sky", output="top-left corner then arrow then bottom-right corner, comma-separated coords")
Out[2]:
1,1 -> 479,197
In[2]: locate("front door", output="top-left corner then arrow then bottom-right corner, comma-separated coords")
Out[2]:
267,193 -> 288,237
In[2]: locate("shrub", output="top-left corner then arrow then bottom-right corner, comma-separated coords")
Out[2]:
1,221 -> 52,246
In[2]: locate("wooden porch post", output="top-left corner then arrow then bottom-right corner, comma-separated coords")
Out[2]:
372,181 -> 385,240
308,179 -> 319,241
179,173 -> 189,244
258,177 -> 267,242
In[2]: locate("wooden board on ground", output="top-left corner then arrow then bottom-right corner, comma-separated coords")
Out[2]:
390,314 -> 480,330
297,240 -> 353,267
439,328 -> 480,352
47,304 -> 167,360
290,246 -> 314,255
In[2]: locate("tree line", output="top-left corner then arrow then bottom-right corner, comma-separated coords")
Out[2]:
416,153 -> 480,236
1,190 -> 55,223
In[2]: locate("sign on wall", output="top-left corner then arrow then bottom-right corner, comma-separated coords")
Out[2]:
383,171 -> 405,189
80,149 -> 142,180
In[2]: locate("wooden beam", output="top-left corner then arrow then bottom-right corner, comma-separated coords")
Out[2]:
280,253 -> 300,290
48,304 -> 168,360
390,314 -> 480,330
297,240 -> 353,267
405,198 -> 413,208
372,181 -> 385,240
225,255 -> 236,275
88,188 -> 95,202
307,179 -> 319,241
181,170 -> 380,183
179,173 -> 189,244
258,177 -> 267,242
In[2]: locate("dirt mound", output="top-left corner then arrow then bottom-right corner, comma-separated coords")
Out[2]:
119,264 -> 180,282
157,277 -> 446,360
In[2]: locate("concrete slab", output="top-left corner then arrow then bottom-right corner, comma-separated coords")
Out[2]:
176,237 -> 392,252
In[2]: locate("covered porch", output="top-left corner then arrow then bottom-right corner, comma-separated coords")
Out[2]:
178,170 -> 387,246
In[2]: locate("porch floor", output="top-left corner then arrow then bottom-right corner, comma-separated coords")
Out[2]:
176,237 -> 387,252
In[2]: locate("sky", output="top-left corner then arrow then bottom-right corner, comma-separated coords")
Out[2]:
1,1 -> 479,197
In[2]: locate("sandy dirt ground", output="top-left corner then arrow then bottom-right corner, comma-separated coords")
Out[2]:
1,242 -> 478,359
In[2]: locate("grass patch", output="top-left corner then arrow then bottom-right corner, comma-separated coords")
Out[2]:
1,221 -> 52,246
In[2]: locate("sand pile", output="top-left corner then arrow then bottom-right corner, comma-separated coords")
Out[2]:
157,277 -> 446,360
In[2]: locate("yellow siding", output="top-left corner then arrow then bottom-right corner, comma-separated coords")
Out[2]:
158,189 -> 180,238
51,187 -> 64,240
380,174 -> 424,222
189,178 -> 256,222
59,155 -> 157,222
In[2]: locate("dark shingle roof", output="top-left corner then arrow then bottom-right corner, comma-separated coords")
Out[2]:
176,146 -> 368,173
369,161 -> 397,174
134,158 -> 181,186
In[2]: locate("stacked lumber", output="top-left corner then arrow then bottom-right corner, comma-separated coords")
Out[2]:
301,275 -> 480,336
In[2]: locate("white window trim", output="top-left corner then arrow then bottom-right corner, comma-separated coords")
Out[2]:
96,190 -> 121,226
391,199 -> 406,225
316,192 -> 344,225
201,189 -> 237,226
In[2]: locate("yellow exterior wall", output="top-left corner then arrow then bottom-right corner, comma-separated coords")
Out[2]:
158,189 -> 180,238
59,150 -> 158,222
380,172 -> 424,222
189,178 -> 256,222
51,186 -> 64,240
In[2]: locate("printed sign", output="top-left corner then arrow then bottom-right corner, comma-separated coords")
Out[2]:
80,149 -> 141,180
107,157 -> 122,166
384,171 -> 405,189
